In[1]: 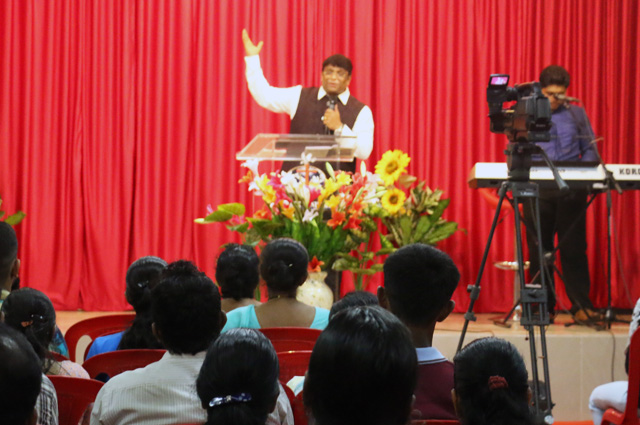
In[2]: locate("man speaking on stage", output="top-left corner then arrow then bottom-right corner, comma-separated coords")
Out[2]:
524,65 -> 601,323
241,29 -> 374,172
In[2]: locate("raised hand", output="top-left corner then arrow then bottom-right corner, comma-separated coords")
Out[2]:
242,29 -> 263,56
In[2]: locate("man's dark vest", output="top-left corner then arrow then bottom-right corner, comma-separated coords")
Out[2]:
287,87 -> 365,172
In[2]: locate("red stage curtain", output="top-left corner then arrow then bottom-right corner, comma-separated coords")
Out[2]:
1,0 -> 638,312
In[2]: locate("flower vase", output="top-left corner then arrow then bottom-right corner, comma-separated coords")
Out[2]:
297,271 -> 334,309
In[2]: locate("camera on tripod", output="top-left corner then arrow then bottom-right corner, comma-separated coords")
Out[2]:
487,74 -> 552,143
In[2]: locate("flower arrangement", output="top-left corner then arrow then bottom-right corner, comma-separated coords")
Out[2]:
196,150 -> 458,289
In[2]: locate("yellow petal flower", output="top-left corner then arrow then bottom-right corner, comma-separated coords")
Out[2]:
381,188 -> 407,215
375,150 -> 411,186
325,195 -> 342,210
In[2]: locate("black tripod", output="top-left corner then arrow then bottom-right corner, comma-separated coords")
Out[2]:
458,143 -> 559,425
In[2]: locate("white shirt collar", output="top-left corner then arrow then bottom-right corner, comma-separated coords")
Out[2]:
416,346 -> 447,363
317,87 -> 351,105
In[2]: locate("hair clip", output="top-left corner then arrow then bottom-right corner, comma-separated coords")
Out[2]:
20,320 -> 33,328
209,393 -> 252,408
488,375 -> 509,391
136,280 -> 149,289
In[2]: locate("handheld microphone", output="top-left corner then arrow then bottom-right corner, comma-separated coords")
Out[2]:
327,97 -> 337,110
554,93 -> 581,103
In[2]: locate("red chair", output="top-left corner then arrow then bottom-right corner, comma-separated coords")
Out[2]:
64,313 -> 135,362
259,327 -> 321,353
82,349 -> 166,379
282,381 -> 308,425
277,350 -> 312,384
49,351 -> 70,362
48,376 -> 104,425
601,330 -> 640,425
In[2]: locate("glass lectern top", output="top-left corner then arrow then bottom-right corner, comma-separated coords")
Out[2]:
236,133 -> 356,162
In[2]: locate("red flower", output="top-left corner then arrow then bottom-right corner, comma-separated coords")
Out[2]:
308,256 -> 325,272
343,215 -> 362,230
327,210 -> 346,229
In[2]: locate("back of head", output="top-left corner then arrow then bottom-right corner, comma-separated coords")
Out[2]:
0,222 -> 18,285
259,238 -> 308,292
322,54 -> 353,75
453,337 -> 532,425
540,65 -> 570,88
151,260 -> 223,355
0,323 -> 42,425
383,243 -> 460,326
329,290 -> 378,320
216,244 -> 260,301
1,288 -> 56,365
304,306 -> 417,425
119,256 -> 167,350
197,328 -> 279,425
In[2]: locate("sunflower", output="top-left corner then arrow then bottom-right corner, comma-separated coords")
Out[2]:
375,150 -> 411,186
381,188 -> 407,215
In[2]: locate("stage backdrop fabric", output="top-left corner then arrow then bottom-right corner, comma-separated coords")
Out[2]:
1,0 -> 638,312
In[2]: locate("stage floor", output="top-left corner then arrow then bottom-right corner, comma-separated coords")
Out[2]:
58,311 -> 630,422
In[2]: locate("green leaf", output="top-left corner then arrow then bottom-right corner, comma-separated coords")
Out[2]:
376,247 -> 396,256
424,222 -> 459,244
368,263 -> 384,272
379,232 -> 394,249
350,268 -> 377,275
203,210 -> 233,222
332,258 -> 358,271
0,211 -> 5,219
5,211 -> 25,225
218,203 -> 245,216
227,222 -> 249,233
399,216 -> 413,244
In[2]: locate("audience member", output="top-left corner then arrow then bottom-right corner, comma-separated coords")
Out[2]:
2,287 -> 89,378
589,297 -> 640,425
304,305 -> 417,425
223,238 -> 329,331
329,290 -> 377,319
0,222 -> 69,358
86,256 -> 167,359
0,322 -> 42,425
379,243 -> 460,419
197,328 -> 291,425
216,244 -> 261,312
453,337 -> 533,425
90,260 -> 225,424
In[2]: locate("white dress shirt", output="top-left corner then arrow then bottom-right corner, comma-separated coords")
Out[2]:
90,351 -> 293,425
245,55 -> 374,160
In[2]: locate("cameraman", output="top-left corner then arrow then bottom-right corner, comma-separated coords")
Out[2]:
523,65 -> 600,323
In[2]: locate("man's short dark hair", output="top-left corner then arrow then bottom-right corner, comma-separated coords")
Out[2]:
215,244 -> 260,300
0,222 -> 18,282
0,323 -> 42,425
329,291 -> 378,320
383,243 -> 460,326
540,65 -> 570,88
151,260 -> 223,355
322,54 -> 353,75
304,306 -> 417,425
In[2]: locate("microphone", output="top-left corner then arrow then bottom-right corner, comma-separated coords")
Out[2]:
554,93 -> 581,103
327,96 -> 337,110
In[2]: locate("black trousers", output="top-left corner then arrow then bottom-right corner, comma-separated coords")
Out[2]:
523,190 -> 594,313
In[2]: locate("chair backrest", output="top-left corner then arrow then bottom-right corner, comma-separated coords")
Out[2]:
259,327 -> 321,353
82,349 -> 166,379
64,313 -> 135,362
48,376 -> 104,425
277,350 -> 313,384
49,351 -> 70,362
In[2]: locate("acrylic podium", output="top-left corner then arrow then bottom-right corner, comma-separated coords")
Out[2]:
236,133 -> 357,173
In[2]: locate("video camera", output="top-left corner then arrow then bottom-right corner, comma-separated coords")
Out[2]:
487,74 -> 552,143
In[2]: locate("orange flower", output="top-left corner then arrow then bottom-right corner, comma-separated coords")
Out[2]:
308,256 -> 325,272
327,210 -> 346,229
253,207 -> 272,220
238,170 -> 254,184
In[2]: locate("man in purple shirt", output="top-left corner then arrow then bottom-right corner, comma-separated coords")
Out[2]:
524,65 -> 600,322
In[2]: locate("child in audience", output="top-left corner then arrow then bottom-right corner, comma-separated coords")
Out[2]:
85,256 -> 167,359
216,244 -> 261,312
0,322 -> 44,425
379,243 -> 460,419
328,290 -> 377,320
197,328 -> 289,425
304,305 -> 417,425
453,337 -> 533,425
1,287 -> 89,378
223,238 -> 329,331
